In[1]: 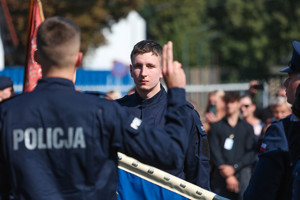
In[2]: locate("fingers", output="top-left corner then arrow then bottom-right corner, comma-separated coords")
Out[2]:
162,43 -> 167,74
162,41 -> 177,75
167,41 -> 173,74
162,40 -> 186,89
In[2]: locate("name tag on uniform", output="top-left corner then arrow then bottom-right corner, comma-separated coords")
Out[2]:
224,134 -> 234,150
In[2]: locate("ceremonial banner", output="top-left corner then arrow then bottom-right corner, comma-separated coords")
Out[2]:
117,152 -> 229,200
23,0 -> 44,92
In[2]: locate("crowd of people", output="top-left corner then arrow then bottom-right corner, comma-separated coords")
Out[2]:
0,16 -> 300,200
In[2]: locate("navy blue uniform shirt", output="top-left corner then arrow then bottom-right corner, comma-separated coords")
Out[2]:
0,78 -> 189,200
117,87 -> 210,189
286,117 -> 300,200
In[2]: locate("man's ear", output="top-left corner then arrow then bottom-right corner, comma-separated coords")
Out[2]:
34,50 -> 40,64
75,52 -> 83,68
129,64 -> 133,78
159,68 -> 163,79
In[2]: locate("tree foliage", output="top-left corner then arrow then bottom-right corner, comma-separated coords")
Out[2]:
4,0 -> 300,81
4,0 -> 140,65
138,0 -> 300,80
138,1 -> 207,68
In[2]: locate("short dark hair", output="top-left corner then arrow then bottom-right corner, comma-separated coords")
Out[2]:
224,91 -> 240,103
130,40 -> 162,63
37,16 -> 80,68
240,94 -> 254,104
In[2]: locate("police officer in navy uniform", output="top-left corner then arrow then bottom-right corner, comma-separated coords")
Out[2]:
116,40 -> 210,199
0,17 -> 189,200
244,40 -> 300,200
289,83 -> 300,200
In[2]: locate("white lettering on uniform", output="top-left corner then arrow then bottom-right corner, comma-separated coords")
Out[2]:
73,127 -> 85,148
13,129 -> 24,150
24,128 -> 37,150
38,128 -> 46,149
12,127 -> 86,151
46,128 -> 52,149
53,127 -> 64,149
65,127 -> 73,149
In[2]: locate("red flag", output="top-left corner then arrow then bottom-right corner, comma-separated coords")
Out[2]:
23,0 -> 44,92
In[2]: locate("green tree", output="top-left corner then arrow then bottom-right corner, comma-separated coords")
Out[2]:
5,0 -> 140,65
138,1 -> 209,67
139,0 -> 300,81
205,0 -> 300,80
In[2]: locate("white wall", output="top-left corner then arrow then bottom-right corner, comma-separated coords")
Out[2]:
83,11 -> 146,70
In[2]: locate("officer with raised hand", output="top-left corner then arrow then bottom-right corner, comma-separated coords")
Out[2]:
0,17 -> 188,200
117,40 -> 210,198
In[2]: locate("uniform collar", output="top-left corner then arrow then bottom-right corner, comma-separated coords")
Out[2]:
135,86 -> 167,106
222,115 -> 243,124
35,78 -> 75,90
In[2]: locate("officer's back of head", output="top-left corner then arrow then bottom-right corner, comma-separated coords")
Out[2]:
36,16 -> 81,76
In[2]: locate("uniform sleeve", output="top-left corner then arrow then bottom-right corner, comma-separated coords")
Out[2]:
0,106 -> 10,200
243,150 -> 290,200
104,88 -> 189,169
244,121 -> 291,200
233,124 -> 256,172
209,123 -> 226,167
259,121 -> 289,153
184,110 -> 210,190
292,160 -> 300,200
0,153 -> 9,200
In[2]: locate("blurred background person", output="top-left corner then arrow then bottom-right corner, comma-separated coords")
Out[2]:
0,76 -> 15,102
104,89 -> 122,100
209,91 -> 256,200
277,87 -> 286,97
240,95 -> 265,142
248,80 -> 274,126
240,94 -> 266,170
204,90 -> 226,132
270,96 -> 292,121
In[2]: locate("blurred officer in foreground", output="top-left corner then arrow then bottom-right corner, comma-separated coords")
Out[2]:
244,40 -> 300,200
0,17 -> 189,200
0,76 -> 14,102
116,40 -> 210,195
289,83 -> 300,200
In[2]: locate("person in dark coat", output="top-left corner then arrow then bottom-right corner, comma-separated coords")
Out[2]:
209,91 -> 256,200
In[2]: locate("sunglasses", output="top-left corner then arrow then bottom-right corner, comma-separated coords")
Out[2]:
241,104 -> 251,108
